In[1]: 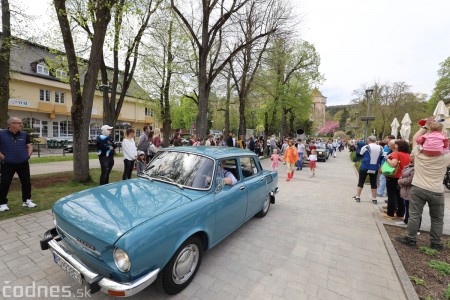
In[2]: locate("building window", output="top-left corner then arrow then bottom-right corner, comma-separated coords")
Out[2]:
90,123 -> 101,139
37,63 -> 49,75
42,121 -> 48,137
55,91 -> 65,104
40,89 -> 51,102
23,118 -> 42,137
56,69 -> 68,80
53,122 -> 59,137
145,107 -> 153,117
60,120 -> 73,137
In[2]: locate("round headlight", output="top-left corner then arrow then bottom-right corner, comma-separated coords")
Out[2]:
113,248 -> 131,272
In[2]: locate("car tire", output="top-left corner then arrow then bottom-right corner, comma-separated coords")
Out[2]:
160,236 -> 203,295
256,195 -> 271,218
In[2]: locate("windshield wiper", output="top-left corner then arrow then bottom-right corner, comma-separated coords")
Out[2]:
138,173 -> 153,181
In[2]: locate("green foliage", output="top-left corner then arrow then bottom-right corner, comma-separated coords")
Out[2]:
339,108 -> 350,130
171,96 -> 198,130
409,275 -> 426,286
429,56 -> 450,114
445,285 -> 450,299
419,246 -> 438,256
428,260 -> 450,276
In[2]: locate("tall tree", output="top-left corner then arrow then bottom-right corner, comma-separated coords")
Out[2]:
352,82 -> 427,139
229,0 -> 283,137
0,0 -> 11,127
171,0 -> 277,139
138,3 -> 192,145
428,56 -> 450,113
258,38 -> 321,137
69,0 -> 162,128
54,0 -> 116,182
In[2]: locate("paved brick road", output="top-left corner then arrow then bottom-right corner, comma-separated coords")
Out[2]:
0,150 -> 412,299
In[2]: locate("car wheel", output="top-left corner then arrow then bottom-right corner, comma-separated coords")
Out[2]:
161,236 -> 203,295
256,195 -> 270,218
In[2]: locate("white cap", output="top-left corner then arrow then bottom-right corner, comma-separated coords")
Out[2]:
137,150 -> 145,156
101,125 -> 113,130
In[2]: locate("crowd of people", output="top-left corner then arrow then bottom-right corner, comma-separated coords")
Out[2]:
2,117 -> 449,253
351,117 -> 450,250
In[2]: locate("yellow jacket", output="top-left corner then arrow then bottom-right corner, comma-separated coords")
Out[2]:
283,146 -> 299,164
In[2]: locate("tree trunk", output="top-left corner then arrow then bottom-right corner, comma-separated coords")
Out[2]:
54,0 -> 115,182
0,0 -> 11,127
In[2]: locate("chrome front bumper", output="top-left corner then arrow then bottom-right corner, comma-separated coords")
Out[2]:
40,229 -> 159,297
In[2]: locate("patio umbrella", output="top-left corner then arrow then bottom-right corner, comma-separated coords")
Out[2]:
433,100 -> 449,120
391,118 -> 400,138
400,113 -> 412,142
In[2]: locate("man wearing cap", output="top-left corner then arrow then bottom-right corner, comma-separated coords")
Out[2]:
96,125 -> 116,185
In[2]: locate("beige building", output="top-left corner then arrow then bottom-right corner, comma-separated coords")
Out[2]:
4,36 -> 155,142
310,88 -> 327,130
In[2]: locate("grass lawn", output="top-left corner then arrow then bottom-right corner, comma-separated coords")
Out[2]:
0,169 -> 124,221
29,153 -> 123,164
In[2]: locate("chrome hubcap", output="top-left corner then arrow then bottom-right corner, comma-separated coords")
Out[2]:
172,244 -> 199,284
263,196 -> 270,213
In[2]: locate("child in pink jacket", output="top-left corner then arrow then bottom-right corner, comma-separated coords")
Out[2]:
270,149 -> 282,172
416,122 -> 449,156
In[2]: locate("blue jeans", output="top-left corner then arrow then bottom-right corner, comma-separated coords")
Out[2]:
377,174 -> 386,196
297,153 -> 303,169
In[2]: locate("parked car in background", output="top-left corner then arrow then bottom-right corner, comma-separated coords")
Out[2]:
40,147 -> 279,296
316,145 -> 330,161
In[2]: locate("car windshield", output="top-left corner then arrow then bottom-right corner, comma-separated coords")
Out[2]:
140,151 -> 215,190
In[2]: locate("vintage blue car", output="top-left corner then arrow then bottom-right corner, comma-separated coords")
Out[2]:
40,146 -> 279,296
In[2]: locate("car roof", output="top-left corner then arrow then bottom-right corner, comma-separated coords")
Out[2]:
163,146 -> 257,160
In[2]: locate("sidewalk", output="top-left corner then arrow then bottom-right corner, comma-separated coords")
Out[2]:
1,149 -> 446,299
30,158 -> 122,176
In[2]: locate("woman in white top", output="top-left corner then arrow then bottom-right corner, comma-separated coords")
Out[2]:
122,128 -> 138,180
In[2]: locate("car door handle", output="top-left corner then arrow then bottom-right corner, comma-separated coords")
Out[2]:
259,178 -> 265,182
240,186 -> 245,190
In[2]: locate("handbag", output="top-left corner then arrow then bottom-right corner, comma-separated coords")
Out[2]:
381,160 -> 400,177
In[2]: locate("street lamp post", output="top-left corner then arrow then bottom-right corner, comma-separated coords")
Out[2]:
361,88 -> 374,140
352,112 -> 360,138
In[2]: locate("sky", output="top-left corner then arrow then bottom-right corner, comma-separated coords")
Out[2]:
9,0 -> 450,106
294,0 -> 450,105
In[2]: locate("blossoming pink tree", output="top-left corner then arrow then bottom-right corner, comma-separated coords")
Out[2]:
317,121 -> 340,136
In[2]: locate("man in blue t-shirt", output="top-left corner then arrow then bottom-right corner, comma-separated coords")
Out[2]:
352,136 -> 383,204
0,117 -> 37,211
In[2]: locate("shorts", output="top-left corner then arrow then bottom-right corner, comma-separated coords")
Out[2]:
357,169 -> 378,189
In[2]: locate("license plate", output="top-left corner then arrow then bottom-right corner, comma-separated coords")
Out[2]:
53,252 -> 82,284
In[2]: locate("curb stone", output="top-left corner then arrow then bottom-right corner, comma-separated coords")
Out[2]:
353,162 -> 420,300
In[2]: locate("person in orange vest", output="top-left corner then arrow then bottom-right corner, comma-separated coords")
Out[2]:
283,140 -> 299,181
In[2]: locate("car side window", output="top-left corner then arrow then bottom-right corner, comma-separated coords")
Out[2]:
240,157 -> 258,178
221,159 -> 240,182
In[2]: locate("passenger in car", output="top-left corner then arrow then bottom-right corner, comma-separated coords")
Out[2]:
220,160 -> 238,185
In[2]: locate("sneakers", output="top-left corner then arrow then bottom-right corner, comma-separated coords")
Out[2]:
23,199 -> 37,208
371,198 -> 377,204
352,195 -> 361,202
430,243 -> 444,250
395,236 -> 417,247
0,204 -> 10,212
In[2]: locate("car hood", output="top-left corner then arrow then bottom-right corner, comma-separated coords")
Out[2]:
53,178 -> 191,244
